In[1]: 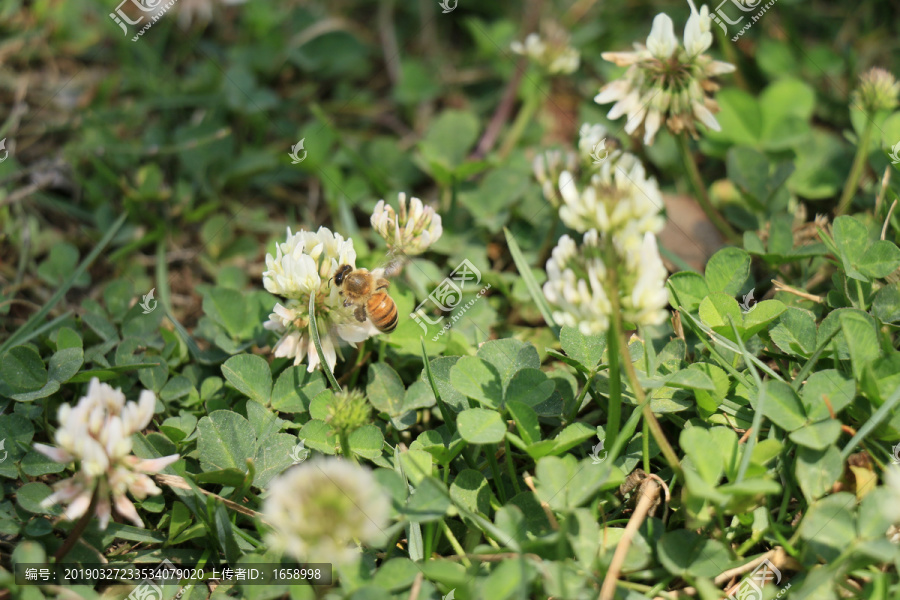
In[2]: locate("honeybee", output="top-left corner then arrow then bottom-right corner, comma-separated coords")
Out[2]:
333,264 -> 398,333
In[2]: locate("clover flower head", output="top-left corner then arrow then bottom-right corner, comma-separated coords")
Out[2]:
619,231 -> 670,326
511,24 -> 580,75
557,152 -> 665,236
853,67 -> 900,113
543,230 -> 611,335
533,149 -> 578,207
263,227 -> 380,373
371,193 -> 442,256
33,378 -> 179,529
595,2 -> 734,145
543,230 -> 669,335
263,457 -> 391,565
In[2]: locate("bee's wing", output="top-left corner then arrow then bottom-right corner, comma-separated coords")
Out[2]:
375,254 -> 408,279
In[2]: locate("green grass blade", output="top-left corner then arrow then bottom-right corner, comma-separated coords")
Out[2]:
791,327 -> 840,392
153,237 -> 205,362
677,309 -> 754,391
1,213 -> 127,354
841,386 -> 900,461
421,336 -> 456,434
7,311 -> 73,350
728,316 -> 765,484
503,227 -> 559,337
309,293 -> 342,392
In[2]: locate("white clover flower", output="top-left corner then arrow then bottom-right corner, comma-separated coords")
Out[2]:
646,13 -> 678,60
543,231 -> 612,335
263,227 -> 379,373
511,26 -> 580,75
594,1 -> 735,145
33,378 -> 179,529
533,149 -> 577,207
620,232 -> 670,326
263,457 -> 391,565
371,193 -> 442,256
557,153 -> 665,236
683,1 -> 713,58
543,229 -> 669,334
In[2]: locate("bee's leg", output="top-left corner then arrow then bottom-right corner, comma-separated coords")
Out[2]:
343,298 -> 354,307
354,306 -> 367,322
375,278 -> 390,291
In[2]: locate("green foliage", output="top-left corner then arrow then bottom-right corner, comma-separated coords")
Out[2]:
3,1 -> 900,598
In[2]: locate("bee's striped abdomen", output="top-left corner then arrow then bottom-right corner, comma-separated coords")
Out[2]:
368,292 -> 398,333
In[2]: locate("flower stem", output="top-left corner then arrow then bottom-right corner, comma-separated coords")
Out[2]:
440,520 -> 471,567
605,320 -> 622,451
538,212 -> 561,266
836,119 -> 875,217
339,432 -> 355,461
504,438 -> 522,496
604,239 -> 682,477
486,445 -> 507,503
53,486 -> 99,562
498,90 -> 542,159
676,133 -> 740,243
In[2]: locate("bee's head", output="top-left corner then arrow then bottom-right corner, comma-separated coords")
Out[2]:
334,264 -> 353,286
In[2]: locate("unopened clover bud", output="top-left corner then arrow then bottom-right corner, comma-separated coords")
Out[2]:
854,67 -> 900,113
326,389 -> 371,439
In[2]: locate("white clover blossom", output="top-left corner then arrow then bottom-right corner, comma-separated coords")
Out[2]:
533,149 -> 577,207
543,230 -> 612,335
620,232 -> 670,326
557,152 -> 665,236
263,457 -> 391,565
371,193 -> 442,256
595,1 -> 735,145
543,230 -> 669,334
683,2 -> 713,58
511,26 -> 580,75
33,378 -> 179,529
263,227 -> 379,373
